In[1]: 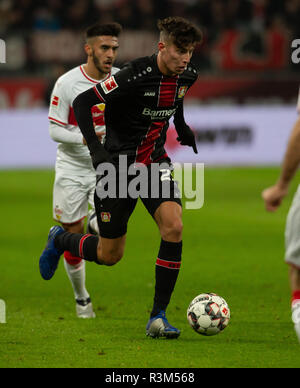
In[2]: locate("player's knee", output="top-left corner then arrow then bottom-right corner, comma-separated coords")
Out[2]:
161,219 -> 183,241
171,219 -> 183,240
104,253 -> 123,266
101,249 -> 124,266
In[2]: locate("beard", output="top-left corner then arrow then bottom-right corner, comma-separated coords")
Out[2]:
92,50 -> 108,75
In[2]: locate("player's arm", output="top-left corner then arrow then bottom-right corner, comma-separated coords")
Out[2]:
73,88 -> 111,167
48,80 -> 90,145
277,117 -> 300,187
49,121 -> 84,145
262,116 -> 300,211
73,67 -> 135,168
49,121 -> 103,145
173,100 -> 198,154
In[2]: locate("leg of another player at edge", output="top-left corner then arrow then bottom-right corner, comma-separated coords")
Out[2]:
289,264 -> 300,309
289,264 -> 300,342
289,264 -> 300,292
62,220 -> 90,301
61,219 -> 96,318
151,202 -> 183,317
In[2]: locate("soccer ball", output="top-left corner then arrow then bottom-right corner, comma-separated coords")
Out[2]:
187,293 -> 230,336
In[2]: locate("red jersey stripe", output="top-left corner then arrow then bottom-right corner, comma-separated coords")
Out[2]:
79,66 -> 99,84
158,76 -> 179,107
80,65 -> 111,84
135,76 -> 178,164
48,116 -> 67,126
135,121 -> 165,165
68,106 -> 77,126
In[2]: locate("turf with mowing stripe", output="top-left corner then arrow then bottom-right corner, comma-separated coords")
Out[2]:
0,168 -> 299,368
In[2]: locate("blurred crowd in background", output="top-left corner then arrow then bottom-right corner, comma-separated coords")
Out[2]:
1,0 -> 300,107
1,0 -> 300,36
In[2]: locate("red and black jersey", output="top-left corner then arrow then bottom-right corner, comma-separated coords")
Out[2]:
92,54 -> 198,165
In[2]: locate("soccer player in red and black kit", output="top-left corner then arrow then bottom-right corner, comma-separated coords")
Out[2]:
39,17 -> 202,338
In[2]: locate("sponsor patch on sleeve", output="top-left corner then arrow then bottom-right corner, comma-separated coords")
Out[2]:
100,76 -> 118,94
51,95 -> 59,106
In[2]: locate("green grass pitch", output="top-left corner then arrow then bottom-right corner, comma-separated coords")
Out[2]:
0,167 -> 300,368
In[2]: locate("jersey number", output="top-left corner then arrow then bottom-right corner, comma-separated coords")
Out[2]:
160,169 -> 171,182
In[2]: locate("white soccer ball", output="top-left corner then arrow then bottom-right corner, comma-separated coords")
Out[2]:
187,293 -> 230,336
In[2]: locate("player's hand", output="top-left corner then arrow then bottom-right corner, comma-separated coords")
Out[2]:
175,124 -> 198,154
262,184 -> 288,212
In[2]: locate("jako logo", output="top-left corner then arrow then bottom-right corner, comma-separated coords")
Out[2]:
0,39 -> 6,63
0,299 -> 6,323
291,39 -> 300,64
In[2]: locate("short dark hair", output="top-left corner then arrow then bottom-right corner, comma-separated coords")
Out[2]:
85,22 -> 122,41
157,17 -> 202,49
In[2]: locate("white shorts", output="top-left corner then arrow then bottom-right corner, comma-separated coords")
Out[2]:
53,171 -> 96,224
285,184 -> 300,268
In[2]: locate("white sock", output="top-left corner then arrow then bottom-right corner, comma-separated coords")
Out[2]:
292,301 -> 300,325
64,259 -> 90,301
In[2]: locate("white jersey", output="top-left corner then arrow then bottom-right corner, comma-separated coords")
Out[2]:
48,65 -> 119,176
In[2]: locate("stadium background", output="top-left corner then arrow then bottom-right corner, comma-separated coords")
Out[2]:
1,0 -> 300,167
1,0 -> 300,368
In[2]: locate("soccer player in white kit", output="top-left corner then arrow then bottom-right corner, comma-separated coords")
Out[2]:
262,89 -> 300,343
48,22 -> 121,318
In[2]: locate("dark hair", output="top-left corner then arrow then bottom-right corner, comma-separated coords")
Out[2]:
85,22 -> 122,40
157,17 -> 202,48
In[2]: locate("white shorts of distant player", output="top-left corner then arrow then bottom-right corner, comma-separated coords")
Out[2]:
285,184 -> 300,268
53,171 -> 96,224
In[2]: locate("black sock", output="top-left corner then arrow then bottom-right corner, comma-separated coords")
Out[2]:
54,232 -> 99,263
151,240 -> 182,318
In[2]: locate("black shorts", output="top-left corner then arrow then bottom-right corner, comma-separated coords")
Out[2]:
94,163 -> 182,239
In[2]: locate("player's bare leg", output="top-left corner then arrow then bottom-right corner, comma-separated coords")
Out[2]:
40,226 -> 126,271
62,219 -> 95,319
289,264 -> 300,342
146,202 -> 183,338
95,235 -> 127,266
289,264 -> 300,291
154,201 -> 183,242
